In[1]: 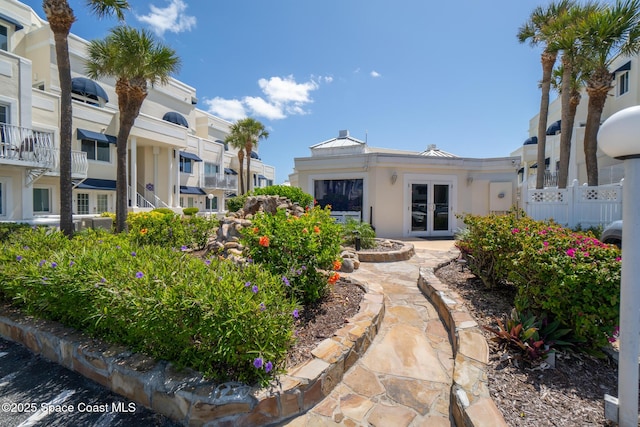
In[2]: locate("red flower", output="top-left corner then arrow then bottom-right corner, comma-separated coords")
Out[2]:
333,260 -> 342,271
313,226 -> 320,233
328,272 -> 340,284
259,236 -> 270,247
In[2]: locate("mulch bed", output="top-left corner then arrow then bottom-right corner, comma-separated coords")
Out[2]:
435,260 -> 622,427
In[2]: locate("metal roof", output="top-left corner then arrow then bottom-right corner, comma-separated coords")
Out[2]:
418,144 -> 458,158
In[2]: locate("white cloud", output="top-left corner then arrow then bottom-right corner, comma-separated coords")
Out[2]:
205,75 -> 330,122
370,70 -> 381,78
135,0 -> 196,36
203,97 -> 246,122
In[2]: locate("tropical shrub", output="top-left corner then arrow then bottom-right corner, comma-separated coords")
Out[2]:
226,194 -> 247,213
227,185 -> 314,213
0,228 -> 297,386
341,218 -> 376,249
242,206 -> 342,303
182,207 -> 199,216
458,211 -> 621,353
126,210 -> 217,250
0,223 -> 32,242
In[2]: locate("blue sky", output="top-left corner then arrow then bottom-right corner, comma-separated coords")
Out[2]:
22,0 -> 561,183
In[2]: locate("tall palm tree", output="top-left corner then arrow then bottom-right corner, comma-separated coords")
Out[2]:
42,0 -> 129,237
579,0 -> 640,186
518,0 -> 574,189
224,131 -> 245,195
225,118 -> 269,195
548,2 -> 600,188
86,26 -> 180,232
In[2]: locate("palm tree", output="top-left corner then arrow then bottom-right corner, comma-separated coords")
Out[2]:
547,2 -> 600,188
42,0 -> 129,237
518,0 -> 574,189
579,0 -> 640,186
86,26 -> 180,233
225,118 -> 269,195
224,131 -> 245,195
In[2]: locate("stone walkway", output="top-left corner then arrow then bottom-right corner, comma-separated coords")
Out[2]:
284,241 -> 459,426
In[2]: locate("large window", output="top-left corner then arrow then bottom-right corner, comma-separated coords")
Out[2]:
180,158 -> 193,174
96,194 -> 108,213
81,139 -> 110,162
77,193 -> 89,214
0,25 -> 7,51
204,162 -> 219,176
618,71 -> 629,96
33,188 -> 50,213
314,179 -> 363,212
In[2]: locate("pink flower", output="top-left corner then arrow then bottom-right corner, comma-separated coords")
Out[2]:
511,228 -> 520,234
543,241 -> 549,247
566,248 -> 576,258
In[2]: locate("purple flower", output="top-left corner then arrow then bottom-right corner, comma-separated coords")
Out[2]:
245,281 -> 251,287
51,262 -> 57,268
69,261 -> 75,267
301,265 -> 307,271
23,245 -> 29,250
116,245 -> 121,249
131,251 -> 136,257
260,303 -> 266,311
252,285 -> 259,294
135,271 -> 144,279
39,260 -> 46,267
293,309 -> 299,319
265,361 -> 273,373
204,259 -> 212,266
16,255 -> 22,262
282,276 -> 290,287
253,357 -> 263,369
101,277 -> 107,283
181,245 -> 188,251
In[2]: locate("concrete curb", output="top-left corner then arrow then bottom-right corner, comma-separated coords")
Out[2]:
357,241 -> 415,262
418,261 -> 508,427
0,281 -> 385,426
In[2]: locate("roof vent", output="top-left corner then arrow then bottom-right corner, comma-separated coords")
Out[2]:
338,130 -> 349,138
427,144 -> 437,151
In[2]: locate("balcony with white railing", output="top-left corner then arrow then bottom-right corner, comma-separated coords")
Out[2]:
204,173 -> 237,190
1,123 -> 88,183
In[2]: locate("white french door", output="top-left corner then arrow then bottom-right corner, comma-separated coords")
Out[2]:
406,180 -> 453,237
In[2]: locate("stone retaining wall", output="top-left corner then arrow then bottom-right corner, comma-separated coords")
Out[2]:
0,283 -> 384,426
418,263 -> 508,427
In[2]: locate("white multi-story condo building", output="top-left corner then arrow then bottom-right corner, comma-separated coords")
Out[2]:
0,0 -> 275,223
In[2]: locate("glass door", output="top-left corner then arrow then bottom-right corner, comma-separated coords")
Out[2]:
407,181 -> 452,236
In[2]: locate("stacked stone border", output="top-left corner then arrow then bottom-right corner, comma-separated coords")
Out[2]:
418,261 -> 508,427
356,240 -> 415,262
0,282 -> 384,426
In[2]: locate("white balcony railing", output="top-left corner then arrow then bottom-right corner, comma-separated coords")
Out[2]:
0,123 -> 88,177
204,173 -> 237,190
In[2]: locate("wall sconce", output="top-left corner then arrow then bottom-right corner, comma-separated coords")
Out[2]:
498,192 -> 505,199
390,172 -> 398,185
466,176 -> 473,186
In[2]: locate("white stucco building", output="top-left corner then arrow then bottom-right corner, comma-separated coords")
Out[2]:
290,130 -> 520,238
0,0 -> 275,223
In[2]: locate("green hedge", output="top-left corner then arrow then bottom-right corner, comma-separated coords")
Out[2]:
227,185 -> 313,212
0,228 -> 297,386
458,211 -> 621,352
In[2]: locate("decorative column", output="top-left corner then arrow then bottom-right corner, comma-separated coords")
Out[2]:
130,137 -> 137,208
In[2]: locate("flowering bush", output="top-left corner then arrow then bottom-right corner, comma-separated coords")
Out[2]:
242,206 -> 342,303
126,210 -> 217,250
458,211 -> 621,352
0,228 -> 297,386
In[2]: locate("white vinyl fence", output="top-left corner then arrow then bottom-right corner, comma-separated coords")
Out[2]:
521,180 -> 622,228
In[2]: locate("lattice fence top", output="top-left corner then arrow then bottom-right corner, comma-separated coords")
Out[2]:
529,190 -> 565,203
577,187 -> 621,201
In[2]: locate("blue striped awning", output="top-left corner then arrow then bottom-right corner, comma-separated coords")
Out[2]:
257,174 -> 267,180
0,13 -> 24,31
77,128 -> 117,144
523,136 -> 538,145
224,168 -> 237,175
180,186 -> 206,195
179,151 -> 202,162
76,178 -> 116,190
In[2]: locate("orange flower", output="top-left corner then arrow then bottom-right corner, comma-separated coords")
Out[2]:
140,228 -> 148,235
259,236 -> 270,247
313,226 -> 320,233
328,272 -> 340,284
302,228 -> 308,234
333,260 -> 342,271
252,227 -> 259,233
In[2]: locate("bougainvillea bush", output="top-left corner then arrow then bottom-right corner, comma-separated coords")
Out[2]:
458,211 -> 621,353
0,228 -> 297,386
242,206 -> 342,304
